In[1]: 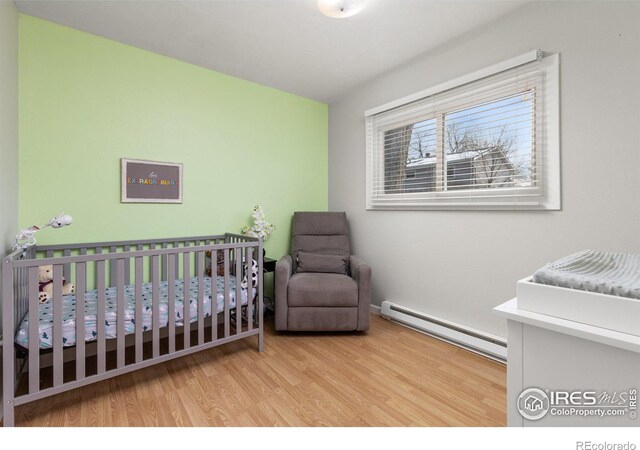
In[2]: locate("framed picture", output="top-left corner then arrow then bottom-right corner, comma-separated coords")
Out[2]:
121,158 -> 183,203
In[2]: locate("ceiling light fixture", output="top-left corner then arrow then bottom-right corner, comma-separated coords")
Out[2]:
317,0 -> 366,19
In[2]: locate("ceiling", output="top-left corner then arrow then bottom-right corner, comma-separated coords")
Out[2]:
15,0 -> 526,103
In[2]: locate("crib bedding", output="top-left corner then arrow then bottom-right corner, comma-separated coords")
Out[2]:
15,276 -> 253,349
532,249 -> 640,300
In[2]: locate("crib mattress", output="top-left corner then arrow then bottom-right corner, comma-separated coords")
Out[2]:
532,249 -> 640,299
15,276 -> 252,349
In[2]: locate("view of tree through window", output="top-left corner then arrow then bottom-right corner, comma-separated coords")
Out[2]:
384,91 -> 534,194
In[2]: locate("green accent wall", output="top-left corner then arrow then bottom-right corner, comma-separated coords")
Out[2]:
19,15 -> 328,259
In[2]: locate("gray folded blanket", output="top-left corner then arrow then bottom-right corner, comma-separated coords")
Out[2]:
533,249 -> 640,300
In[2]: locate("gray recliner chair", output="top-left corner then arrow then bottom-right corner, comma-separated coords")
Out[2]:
275,212 -> 371,331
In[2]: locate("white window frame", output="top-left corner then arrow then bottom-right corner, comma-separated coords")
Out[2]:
365,50 -> 560,211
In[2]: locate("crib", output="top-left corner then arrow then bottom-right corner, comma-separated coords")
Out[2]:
2,233 -> 263,427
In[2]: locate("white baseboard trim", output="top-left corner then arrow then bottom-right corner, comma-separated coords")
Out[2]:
378,301 -> 506,362
370,304 -> 381,316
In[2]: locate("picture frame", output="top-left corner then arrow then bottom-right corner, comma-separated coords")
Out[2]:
121,158 -> 183,203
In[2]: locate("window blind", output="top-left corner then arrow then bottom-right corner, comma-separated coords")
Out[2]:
365,51 -> 559,210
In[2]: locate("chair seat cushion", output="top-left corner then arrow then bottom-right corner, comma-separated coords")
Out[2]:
287,307 -> 358,331
288,273 -> 358,307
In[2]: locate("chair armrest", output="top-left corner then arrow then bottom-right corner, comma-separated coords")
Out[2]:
350,255 -> 371,331
275,255 -> 293,330
350,255 -> 371,284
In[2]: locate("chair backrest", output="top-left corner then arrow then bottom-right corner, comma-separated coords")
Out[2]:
291,212 -> 350,272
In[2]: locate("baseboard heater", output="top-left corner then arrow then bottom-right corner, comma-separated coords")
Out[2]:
380,301 -> 507,362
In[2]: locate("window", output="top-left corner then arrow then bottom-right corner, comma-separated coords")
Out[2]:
365,51 -> 559,210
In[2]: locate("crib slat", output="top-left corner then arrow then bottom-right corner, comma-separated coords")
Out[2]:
96,260 -> 106,374
183,252 -> 190,350
110,246 -> 117,287
46,250 -> 53,258
95,247 -> 102,301
53,265 -> 63,387
124,245 -> 131,284
75,262 -> 86,381
63,249 -> 71,282
211,252 -> 218,342
174,242 -> 180,279
224,249 -> 230,338
246,247 -> 253,331
17,266 -> 23,331
168,254 -> 176,354
235,246 -> 242,335
161,242 -> 168,281
149,244 -> 157,281
196,251 -> 204,345
28,267 -> 40,394
258,240 -> 264,352
116,259 -> 126,369
134,257 -> 143,363
152,255 -> 160,358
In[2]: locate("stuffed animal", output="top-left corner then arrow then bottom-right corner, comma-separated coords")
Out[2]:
241,258 -> 259,289
204,250 -> 258,289
205,250 -> 232,277
38,265 -> 75,303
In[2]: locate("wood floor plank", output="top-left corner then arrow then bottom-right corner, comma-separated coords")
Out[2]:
11,315 -> 506,426
147,395 -> 177,426
107,377 -> 130,427
163,390 -> 193,426
63,387 -> 83,426
176,378 -> 222,426
272,387 -> 333,427
138,396 -> 161,426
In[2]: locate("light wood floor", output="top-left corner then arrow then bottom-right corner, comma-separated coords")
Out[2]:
13,315 -> 506,426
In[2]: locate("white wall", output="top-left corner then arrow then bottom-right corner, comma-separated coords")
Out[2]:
329,1 -> 640,338
0,0 -> 19,342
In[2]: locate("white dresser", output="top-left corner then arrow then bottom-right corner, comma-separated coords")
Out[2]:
494,298 -> 640,427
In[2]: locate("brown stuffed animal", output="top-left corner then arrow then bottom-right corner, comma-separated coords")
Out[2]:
38,265 -> 75,303
205,250 -> 230,277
